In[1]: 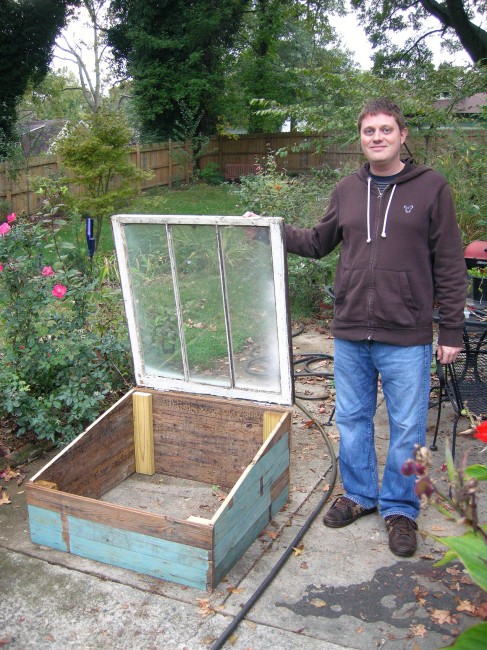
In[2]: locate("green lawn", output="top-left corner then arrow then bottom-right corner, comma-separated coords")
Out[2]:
87,183 -> 243,253
129,183 -> 242,216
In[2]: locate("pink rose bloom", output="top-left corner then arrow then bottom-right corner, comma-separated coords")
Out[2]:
0,264 -> 3,272
7,213 -> 16,223
42,266 -> 55,277
51,284 -> 67,299
0,223 -> 10,236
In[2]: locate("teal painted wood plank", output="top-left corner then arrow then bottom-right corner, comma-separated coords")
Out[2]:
213,454 -> 288,551
213,484 -> 288,585
270,485 -> 289,518
214,436 -> 289,546
28,505 -> 67,551
69,529 -> 208,590
227,433 -> 289,508
213,501 -> 274,585
68,516 -> 208,565
215,434 -> 288,524
213,455 -> 288,555
213,480 -> 288,562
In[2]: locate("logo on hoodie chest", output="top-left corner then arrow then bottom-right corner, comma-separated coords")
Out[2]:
403,205 -> 414,214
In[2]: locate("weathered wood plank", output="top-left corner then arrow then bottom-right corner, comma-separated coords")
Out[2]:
213,434 -> 289,553
28,505 -> 67,551
26,485 -> 213,550
217,434 -> 289,516
133,392 -> 155,475
31,391 -> 136,498
67,518 -> 209,590
212,483 -> 289,586
213,430 -> 290,523
212,504 -> 273,586
148,391 -> 287,487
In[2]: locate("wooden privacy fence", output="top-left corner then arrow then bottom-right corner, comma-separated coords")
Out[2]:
0,140 -> 192,216
1,131 -> 485,215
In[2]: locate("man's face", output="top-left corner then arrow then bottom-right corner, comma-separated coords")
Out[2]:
360,112 -> 407,174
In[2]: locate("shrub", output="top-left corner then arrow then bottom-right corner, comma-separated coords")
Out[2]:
427,132 -> 487,244
232,150 -> 342,317
199,162 -> 225,185
0,212 -> 133,445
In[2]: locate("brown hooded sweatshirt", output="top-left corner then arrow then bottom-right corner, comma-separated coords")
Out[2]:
284,161 -> 468,348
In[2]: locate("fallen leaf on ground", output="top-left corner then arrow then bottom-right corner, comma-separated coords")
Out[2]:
264,531 -> 279,540
446,567 -> 462,576
0,467 -> 20,481
475,602 -> 487,619
413,586 -> 428,605
309,598 -> 326,608
292,543 -> 304,556
456,599 -> 476,614
201,636 -> 217,645
0,489 -> 10,506
196,599 -> 215,617
430,609 -> 458,625
410,624 -> 427,637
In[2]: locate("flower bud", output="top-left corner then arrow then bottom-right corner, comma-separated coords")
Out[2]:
414,476 -> 435,498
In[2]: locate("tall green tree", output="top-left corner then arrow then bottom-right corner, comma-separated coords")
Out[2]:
231,0 -> 349,132
0,0 -> 78,157
18,69 -> 86,123
351,0 -> 487,67
107,0 -> 251,142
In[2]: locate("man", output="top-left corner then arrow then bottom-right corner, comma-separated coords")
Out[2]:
284,98 -> 467,557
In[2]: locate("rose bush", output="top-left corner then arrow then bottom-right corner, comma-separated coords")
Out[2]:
0,211 -> 132,445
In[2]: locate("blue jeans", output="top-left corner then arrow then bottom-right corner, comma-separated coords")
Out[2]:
333,338 -> 432,520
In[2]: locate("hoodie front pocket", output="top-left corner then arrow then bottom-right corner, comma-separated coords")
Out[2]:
373,270 -> 420,327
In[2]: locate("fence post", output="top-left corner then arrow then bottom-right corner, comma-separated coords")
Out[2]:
5,162 -> 12,207
168,140 -> 173,188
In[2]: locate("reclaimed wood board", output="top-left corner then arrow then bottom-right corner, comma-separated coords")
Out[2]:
148,390 -> 287,487
28,504 -> 210,590
26,485 -> 213,549
31,391 -> 136,498
213,433 -> 290,552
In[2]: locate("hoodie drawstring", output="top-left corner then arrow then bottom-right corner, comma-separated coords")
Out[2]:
381,185 -> 396,238
366,177 -> 372,243
366,180 -> 397,243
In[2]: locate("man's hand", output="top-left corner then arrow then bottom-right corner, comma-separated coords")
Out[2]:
436,345 -> 462,365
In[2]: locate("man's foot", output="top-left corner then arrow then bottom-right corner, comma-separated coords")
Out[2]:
385,515 -> 418,557
323,496 -> 377,528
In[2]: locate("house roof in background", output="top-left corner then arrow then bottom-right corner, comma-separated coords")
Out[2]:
19,119 -> 67,157
435,93 -> 487,115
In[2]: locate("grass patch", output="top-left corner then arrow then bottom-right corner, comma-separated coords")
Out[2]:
128,183 -> 241,216
65,183 -> 243,255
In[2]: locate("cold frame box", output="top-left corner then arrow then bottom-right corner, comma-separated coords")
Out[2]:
27,215 -> 293,591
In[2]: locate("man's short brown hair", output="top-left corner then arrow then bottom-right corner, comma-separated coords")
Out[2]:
357,99 -> 407,133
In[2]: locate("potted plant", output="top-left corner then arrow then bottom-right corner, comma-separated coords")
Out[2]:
467,267 -> 487,303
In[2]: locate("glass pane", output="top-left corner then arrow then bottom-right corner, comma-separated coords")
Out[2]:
222,226 -> 281,393
124,224 -> 184,378
117,218 -> 286,400
170,224 -> 230,386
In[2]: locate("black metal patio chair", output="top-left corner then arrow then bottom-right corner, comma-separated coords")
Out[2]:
430,324 -> 487,459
